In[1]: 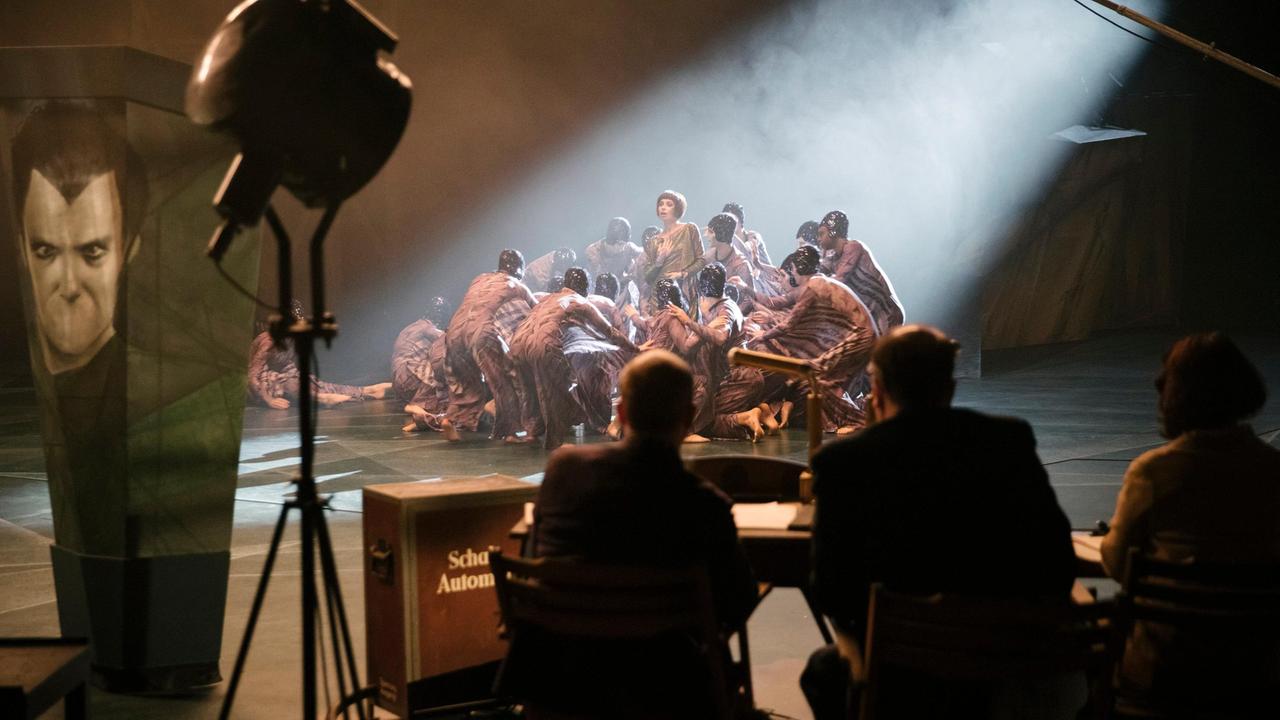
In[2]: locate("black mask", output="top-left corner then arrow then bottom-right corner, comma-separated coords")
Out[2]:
594,272 -> 619,299
698,263 -> 726,298
707,213 -> 737,245
498,248 -> 525,279
426,296 -> 452,327
605,217 -> 630,245
563,267 -> 589,296
654,278 -> 685,310
820,210 -> 849,239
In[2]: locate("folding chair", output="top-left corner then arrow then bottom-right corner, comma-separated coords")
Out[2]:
859,584 -> 1118,720
1112,549 -> 1280,719
489,548 -> 745,720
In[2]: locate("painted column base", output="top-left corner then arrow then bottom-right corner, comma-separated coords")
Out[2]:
50,544 -> 229,692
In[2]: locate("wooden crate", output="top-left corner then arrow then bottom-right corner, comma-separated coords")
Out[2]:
362,475 -> 537,717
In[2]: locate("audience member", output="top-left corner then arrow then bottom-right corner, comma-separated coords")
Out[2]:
511,350 -> 757,717
802,324 -> 1077,720
1101,332 -> 1280,712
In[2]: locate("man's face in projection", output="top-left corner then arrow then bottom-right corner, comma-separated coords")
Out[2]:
22,169 -> 124,372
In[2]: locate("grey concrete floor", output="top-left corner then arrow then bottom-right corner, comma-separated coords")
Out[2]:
2,329 -> 1278,719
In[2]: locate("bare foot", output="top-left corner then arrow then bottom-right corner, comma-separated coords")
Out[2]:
836,425 -> 859,436
442,418 -> 461,442
504,433 -> 536,444
401,421 -> 418,432
483,400 -> 497,418
734,408 -> 764,442
758,403 -> 780,435
778,400 -> 794,428
317,392 -> 353,406
267,397 -> 291,410
362,382 -> 392,400
683,433 -> 711,444
606,418 -> 622,440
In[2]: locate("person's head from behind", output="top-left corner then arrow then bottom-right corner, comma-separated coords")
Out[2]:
12,101 -> 147,374
795,220 -> 819,247
617,350 -> 694,444
1156,332 -> 1266,439
722,201 -> 745,227
551,247 -> 576,273
868,324 -> 960,420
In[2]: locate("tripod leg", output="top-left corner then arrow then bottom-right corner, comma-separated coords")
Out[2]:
219,504 -> 293,720
310,503 -> 357,720
302,497 -> 318,720
315,507 -> 369,720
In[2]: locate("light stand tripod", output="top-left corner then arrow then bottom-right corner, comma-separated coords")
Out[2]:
218,203 -> 368,720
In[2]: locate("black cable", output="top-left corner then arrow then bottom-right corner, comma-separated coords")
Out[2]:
215,258 -> 275,311
1069,0 -> 1191,58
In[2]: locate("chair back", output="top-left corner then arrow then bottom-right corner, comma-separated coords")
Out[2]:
1113,549 -> 1280,717
1119,548 -> 1280,629
686,454 -> 805,502
488,548 -> 733,720
860,584 -> 1117,720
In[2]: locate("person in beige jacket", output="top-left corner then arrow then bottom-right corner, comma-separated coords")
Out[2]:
1102,332 -> 1280,714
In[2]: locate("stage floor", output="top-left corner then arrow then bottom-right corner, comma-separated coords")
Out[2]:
2,329 -> 1278,719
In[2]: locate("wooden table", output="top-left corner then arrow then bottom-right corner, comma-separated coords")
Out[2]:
511,509 -> 1111,642
0,638 -> 91,719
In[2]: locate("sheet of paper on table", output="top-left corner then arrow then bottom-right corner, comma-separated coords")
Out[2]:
1072,532 -> 1103,564
732,502 -> 799,530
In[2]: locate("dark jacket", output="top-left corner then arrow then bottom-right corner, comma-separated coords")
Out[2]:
811,407 -> 1076,637
511,437 -> 756,716
531,436 -> 756,628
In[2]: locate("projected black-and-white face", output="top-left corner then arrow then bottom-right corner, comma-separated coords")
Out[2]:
22,169 -> 124,372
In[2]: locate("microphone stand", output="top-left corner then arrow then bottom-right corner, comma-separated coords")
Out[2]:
218,202 -> 367,720
728,347 -> 824,500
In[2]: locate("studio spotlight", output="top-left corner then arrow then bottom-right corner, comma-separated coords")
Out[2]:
187,0 -> 412,260
184,3 -> 412,719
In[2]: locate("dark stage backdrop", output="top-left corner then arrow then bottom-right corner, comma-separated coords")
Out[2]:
1,0 -> 1277,382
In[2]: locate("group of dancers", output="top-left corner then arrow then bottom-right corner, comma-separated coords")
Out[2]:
388,190 -> 906,449
250,190 -> 904,451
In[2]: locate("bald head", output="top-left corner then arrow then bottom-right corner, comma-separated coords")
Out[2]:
870,324 -> 960,413
618,350 -> 694,441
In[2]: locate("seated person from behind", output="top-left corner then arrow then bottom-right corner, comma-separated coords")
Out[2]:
803,324 -> 1077,720
1101,332 -> 1280,712
516,350 -> 757,717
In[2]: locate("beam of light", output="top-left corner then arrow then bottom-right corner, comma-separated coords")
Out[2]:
380,0 -> 1163,355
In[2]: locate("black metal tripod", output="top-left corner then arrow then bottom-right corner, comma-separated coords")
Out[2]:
218,203 -> 368,720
